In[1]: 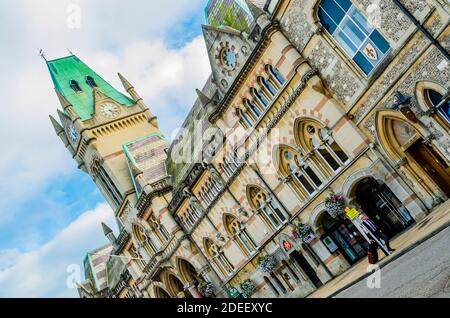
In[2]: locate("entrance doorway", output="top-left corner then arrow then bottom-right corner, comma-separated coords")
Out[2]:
320,213 -> 368,265
355,178 -> 415,239
407,139 -> 450,197
291,250 -> 322,288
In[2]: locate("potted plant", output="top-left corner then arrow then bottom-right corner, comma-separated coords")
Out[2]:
257,254 -> 277,273
325,193 -> 346,218
291,221 -> 313,241
198,281 -> 216,298
239,279 -> 256,298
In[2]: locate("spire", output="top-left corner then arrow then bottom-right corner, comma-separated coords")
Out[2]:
55,90 -> 72,110
49,115 -> 64,134
57,109 -> 69,124
101,222 -> 113,236
245,0 -> 265,19
196,89 -> 212,107
47,55 -> 134,121
117,73 -> 142,102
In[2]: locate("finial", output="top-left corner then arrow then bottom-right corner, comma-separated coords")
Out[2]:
67,48 -> 74,56
39,49 -> 47,61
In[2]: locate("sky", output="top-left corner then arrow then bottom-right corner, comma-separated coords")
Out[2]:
0,0 -> 212,298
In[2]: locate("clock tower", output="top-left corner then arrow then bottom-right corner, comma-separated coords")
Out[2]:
48,54 -> 165,214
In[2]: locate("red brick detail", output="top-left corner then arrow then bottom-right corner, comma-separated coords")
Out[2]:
403,194 -> 418,205
313,96 -> 329,113
352,140 -> 370,156
333,116 -> 349,133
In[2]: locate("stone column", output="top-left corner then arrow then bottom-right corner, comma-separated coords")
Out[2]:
185,281 -> 203,299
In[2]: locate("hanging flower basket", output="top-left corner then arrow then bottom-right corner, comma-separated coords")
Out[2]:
198,281 -> 216,298
257,255 -> 277,273
325,193 -> 346,218
291,221 -> 313,241
239,279 -> 256,298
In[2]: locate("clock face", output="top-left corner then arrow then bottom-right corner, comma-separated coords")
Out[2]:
101,103 -> 120,118
66,124 -> 79,143
221,48 -> 236,70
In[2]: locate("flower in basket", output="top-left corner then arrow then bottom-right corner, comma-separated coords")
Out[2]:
257,255 -> 277,273
239,279 -> 256,298
291,221 -> 313,241
198,281 -> 216,298
324,193 -> 346,218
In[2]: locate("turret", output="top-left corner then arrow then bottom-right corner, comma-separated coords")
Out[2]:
102,222 -> 117,245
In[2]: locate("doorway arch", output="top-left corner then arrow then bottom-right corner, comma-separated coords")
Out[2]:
353,177 -> 415,239
376,110 -> 450,198
161,271 -> 192,298
154,286 -> 171,298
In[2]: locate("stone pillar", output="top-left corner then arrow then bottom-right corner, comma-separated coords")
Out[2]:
185,282 -> 203,299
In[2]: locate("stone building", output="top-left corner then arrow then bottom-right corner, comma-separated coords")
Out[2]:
49,0 -> 449,298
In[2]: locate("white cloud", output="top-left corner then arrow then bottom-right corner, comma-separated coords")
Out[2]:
0,203 -> 116,298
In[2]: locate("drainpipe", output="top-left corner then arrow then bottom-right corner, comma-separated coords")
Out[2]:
393,0 -> 450,60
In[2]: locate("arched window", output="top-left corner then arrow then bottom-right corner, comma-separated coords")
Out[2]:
237,108 -> 254,128
133,224 -> 157,257
70,80 -> 82,92
86,76 -> 98,88
297,121 -> 349,174
244,98 -> 262,119
259,76 -> 278,97
129,244 -> 146,270
425,89 -> 450,124
318,0 -> 390,76
248,186 -> 286,231
267,65 -> 286,86
149,213 -> 170,243
279,147 -> 323,197
252,88 -> 269,108
224,214 -> 257,256
204,239 -> 234,277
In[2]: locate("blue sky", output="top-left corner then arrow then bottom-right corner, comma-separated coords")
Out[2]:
0,0 -> 211,297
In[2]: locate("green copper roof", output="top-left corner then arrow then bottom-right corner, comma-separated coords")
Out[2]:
47,55 -> 134,120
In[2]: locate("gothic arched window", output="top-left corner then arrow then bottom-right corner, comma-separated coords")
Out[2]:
70,80 -> 82,92
252,88 -> 269,108
297,120 -> 349,174
279,147 -> 323,198
267,65 -> 286,86
248,186 -> 286,231
86,76 -> 98,88
204,239 -> 234,277
318,0 -> 390,75
259,76 -> 278,97
237,107 -> 254,128
224,214 -> 257,256
244,98 -> 262,120
425,89 -> 450,124
133,224 -> 157,258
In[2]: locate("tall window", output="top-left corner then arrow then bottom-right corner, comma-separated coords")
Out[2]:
248,186 -> 286,231
298,121 -> 349,174
425,89 -> 450,124
224,214 -> 257,256
70,80 -> 82,92
91,161 -> 123,208
267,65 -> 286,86
244,98 -> 262,119
133,224 -> 157,258
204,239 -> 234,277
149,213 -> 170,243
86,76 -> 98,88
259,76 -> 277,97
279,147 -> 323,198
318,0 -> 390,75
252,88 -> 269,108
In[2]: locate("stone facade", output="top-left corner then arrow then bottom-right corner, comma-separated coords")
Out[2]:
49,0 -> 450,299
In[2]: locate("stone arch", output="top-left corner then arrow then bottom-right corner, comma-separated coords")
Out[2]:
152,283 -> 171,299
160,270 -> 188,298
341,168 -> 384,200
176,257 -> 202,285
415,80 -> 448,112
375,109 -> 428,162
293,116 -> 331,152
309,202 -> 328,233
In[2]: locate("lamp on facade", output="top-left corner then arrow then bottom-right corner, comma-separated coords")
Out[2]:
392,91 -> 418,123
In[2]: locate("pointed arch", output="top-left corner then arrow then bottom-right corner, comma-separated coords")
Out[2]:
132,223 -> 157,258
223,213 -> 257,256
246,185 -> 286,231
415,81 -> 450,128
203,238 -> 234,277
176,257 -> 203,286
